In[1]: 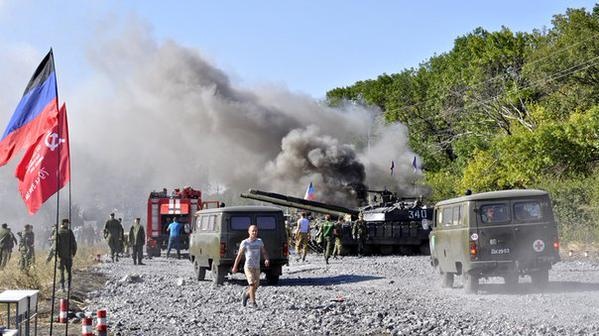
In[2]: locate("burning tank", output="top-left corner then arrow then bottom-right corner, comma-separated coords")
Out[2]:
240,188 -> 433,255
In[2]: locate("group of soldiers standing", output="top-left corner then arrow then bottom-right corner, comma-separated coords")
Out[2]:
103,213 -> 146,265
291,211 -> 368,264
0,223 -> 36,271
0,220 -> 77,291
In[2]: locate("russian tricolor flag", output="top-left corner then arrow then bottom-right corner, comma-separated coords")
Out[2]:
304,182 -> 316,201
0,50 -> 58,167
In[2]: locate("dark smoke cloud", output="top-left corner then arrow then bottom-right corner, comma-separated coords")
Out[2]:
0,19 -> 427,228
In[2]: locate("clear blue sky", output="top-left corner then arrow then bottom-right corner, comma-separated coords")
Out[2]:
0,1 -> 596,98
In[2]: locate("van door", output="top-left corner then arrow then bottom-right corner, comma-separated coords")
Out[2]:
509,197 -> 558,265
476,202 -> 514,262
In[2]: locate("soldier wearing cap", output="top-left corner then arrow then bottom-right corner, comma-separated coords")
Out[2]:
56,219 -> 77,291
352,213 -> 368,257
0,223 -> 17,269
1,225 -> 18,268
103,213 -> 124,262
129,218 -> 146,265
18,224 -> 35,271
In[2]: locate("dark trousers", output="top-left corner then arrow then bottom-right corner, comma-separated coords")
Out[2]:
356,237 -> 366,256
167,236 -> 181,258
132,245 -> 143,264
59,257 -> 73,288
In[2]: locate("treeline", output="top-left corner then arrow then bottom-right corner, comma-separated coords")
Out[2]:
326,6 -> 599,242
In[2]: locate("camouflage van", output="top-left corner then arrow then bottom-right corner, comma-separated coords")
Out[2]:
189,206 -> 289,285
430,189 -> 560,293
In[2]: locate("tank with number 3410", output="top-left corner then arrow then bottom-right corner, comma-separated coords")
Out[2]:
240,188 -> 433,255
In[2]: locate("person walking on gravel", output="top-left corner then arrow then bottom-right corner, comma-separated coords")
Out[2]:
232,224 -> 270,308
104,213 -> 123,262
319,215 -> 335,264
294,212 -> 310,262
129,218 -> 146,265
56,219 -> 77,292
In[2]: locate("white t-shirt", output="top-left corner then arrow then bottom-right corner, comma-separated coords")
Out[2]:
240,238 -> 264,269
297,218 -> 310,233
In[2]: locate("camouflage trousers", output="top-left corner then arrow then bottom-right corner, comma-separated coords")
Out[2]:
0,248 -> 10,269
19,250 -> 35,270
332,237 -> 343,257
323,236 -> 334,263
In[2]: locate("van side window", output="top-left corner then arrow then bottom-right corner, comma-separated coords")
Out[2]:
207,215 -> 216,231
256,216 -> 276,230
442,208 -> 453,226
200,216 -> 209,231
514,202 -> 542,221
231,216 -> 252,230
452,205 -> 460,226
481,204 -> 509,223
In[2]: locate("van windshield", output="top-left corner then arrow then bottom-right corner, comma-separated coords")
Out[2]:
480,204 -> 509,224
230,215 -> 277,230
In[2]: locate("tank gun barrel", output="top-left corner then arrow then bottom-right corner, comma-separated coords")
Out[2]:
240,189 -> 358,218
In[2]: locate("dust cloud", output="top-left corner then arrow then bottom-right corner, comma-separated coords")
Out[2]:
0,19 -> 426,227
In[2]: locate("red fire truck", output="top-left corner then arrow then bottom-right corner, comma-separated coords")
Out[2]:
146,187 -> 220,257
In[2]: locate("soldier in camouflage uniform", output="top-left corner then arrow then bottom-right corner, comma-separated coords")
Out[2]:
332,218 -> 344,259
18,224 -> 35,271
352,213 -> 368,257
318,215 -> 335,264
46,226 -> 58,263
0,223 -> 16,269
2,226 -> 18,268
56,219 -> 77,291
129,218 -> 146,265
103,213 -> 124,262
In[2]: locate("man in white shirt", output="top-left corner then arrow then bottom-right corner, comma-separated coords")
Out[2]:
294,212 -> 310,262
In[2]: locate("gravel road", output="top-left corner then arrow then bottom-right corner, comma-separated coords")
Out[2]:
82,252 -> 599,335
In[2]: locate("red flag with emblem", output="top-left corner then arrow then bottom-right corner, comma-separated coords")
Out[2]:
15,103 -> 70,215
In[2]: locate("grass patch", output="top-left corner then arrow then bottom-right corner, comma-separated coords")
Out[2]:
0,244 -> 107,300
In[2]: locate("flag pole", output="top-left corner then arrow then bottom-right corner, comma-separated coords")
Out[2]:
49,47 -> 59,336
64,104 -> 72,335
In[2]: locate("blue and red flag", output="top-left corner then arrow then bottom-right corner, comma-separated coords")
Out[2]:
0,50 -> 58,167
304,182 -> 316,201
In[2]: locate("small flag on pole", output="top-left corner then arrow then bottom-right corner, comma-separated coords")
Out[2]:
390,160 -> 395,175
412,156 -> 419,173
304,182 -> 316,201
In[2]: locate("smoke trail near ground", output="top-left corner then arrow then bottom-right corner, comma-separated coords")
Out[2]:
0,19 -> 427,226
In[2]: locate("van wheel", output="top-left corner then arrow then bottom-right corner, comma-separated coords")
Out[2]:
379,245 -> 394,255
503,272 -> 518,288
266,271 -> 280,285
463,272 -> 479,294
419,243 -> 431,255
441,272 -> 454,288
531,269 -> 549,288
195,261 -> 206,281
212,265 -> 226,285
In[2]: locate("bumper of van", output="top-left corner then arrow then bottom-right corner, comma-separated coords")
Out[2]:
469,257 -> 558,276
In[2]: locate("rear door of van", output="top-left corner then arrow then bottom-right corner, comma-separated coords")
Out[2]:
475,201 -> 515,262
228,212 -> 284,263
509,196 -> 559,265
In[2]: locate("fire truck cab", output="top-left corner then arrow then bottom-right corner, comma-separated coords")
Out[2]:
146,187 -> 220,257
